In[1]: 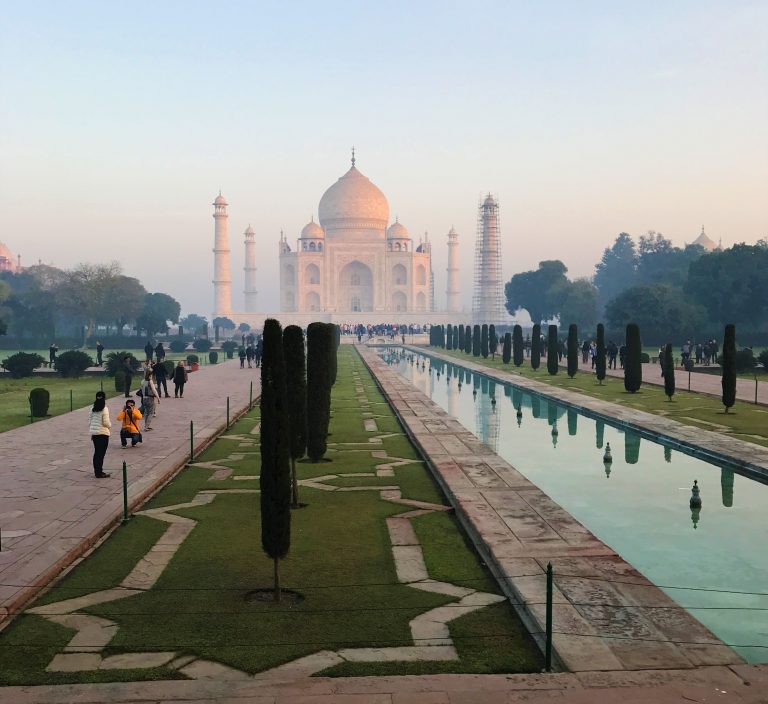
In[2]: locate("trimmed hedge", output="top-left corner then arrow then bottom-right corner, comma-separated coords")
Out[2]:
29,387 -> 50,417
55,350 -> 94,378
169,339 -> 187,353
208,351 -> 219,364
193,338 -> 212,353
2,352 -> 46,378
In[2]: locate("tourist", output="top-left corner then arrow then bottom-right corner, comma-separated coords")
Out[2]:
88,391 -> 111,478
619,343 -> 627,369
681,340 -> 691,366
153,359 -> 170,397
48,342 -> 57,367
117,399 -> 142,447
140,370 -> 160,430
155,342 -> 166,363
173,361 -> 188,398
245,344 -> 254,368
144,340 -> 154,363
581,339 -> 590,364
590,341 -> 597,368
254,338 -> 263,367
95,340 -> 104,366
238,346 -> 246,368
607,341 -> 618,369
122,355 -> 135,397
695,342 -> 703,365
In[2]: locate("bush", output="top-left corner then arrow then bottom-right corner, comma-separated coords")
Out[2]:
221,340 -> 238,355
640,352 -> 651,364
186,354 -> 199,364
104,351 -> 139,377
114,370 -> 125,392
169,339 -> 187,353
29,387 -> 50,417
193,338 -> 212,353
163,360 -> 175,377
55,350 -> 94,378
208,350 -> 219,364
624,323 -> 642,393
2,352 -> 45,378
759,349 -> 768,372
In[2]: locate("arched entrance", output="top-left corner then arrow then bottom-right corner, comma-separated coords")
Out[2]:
338,261 -> 373,312
392,290 -> 407,311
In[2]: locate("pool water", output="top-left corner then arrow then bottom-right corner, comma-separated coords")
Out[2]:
379,349 -> 768,663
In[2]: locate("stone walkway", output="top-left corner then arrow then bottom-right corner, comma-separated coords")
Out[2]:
0,359 -> 258,624
358,346 -> 743,674
414,347 -> 768,480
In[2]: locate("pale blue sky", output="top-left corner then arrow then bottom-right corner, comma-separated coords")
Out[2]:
1,1 -> 766,315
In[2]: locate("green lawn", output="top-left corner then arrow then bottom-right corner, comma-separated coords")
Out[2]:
428,346 -> 768,448
0,346 -> 541,684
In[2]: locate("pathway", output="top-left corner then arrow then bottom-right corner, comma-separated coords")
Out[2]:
0,359 -> 259,624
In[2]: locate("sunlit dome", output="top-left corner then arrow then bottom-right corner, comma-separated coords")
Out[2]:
318,164 -> 389,230
692,226 -> 717,251
0,242 -> 13,261
214,193 -> 227,205
386,220 -> 409,239
301,219 -> 324,239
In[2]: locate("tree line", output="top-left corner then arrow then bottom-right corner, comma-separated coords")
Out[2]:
504,233 -> 768,343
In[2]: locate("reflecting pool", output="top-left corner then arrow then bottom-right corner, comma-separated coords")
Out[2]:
379,348 -> 768,663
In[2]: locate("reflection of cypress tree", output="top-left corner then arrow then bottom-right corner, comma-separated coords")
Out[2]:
512,387 -> 522,409
547,325 -> 559,375
567,408 -> 578,436
488,380 -> 496,399
664,446 -> 672,463
531,323 -> 541,371
481,324 -> 489,358
481,376 -> 488,395
624,432 -> 641,464
547,403 -> 557,426
595,420 -> 604,449
531,395 -> 541,418
721,468 -> 734,507
473,374 -> 480,392
453,365 -> 458,379
513,325 -> 524,366
504,385 -> 512,398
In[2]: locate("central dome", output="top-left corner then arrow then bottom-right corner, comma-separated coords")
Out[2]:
318,165 -> 389,232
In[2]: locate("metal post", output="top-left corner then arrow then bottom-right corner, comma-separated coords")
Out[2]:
121,462 -> 129,524
545,562 -> 553,672
189,420 -> 194,463
688,371 -> 691,391
100,379 -> 104,393
756,377 -> 759,405
226,396 -> 230,428
249,381 -> 253,410
29,400 -> 33,424
70,389 -> 73,412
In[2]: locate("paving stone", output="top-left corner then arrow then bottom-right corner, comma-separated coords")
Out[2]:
46,652 -> 103,672
386,517 -> 419,546
254,650 -> 345,680
392,545 -> 429,583
339,645 -> 458,662
409,580 -> 475,598
99,651 -> 177,669
179,658 -> 252,680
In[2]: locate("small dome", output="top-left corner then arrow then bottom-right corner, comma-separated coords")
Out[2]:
301,219 -> 324,239
318,165 -> 389,229
386,221 -> 409,239
214,193 -> 227,205
244,225 -> 255,236
0,241 -> 14,260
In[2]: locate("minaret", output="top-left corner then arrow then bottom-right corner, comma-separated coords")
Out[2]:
446,226 -> 460,313
243,225 -> 257,312
423,231 -> 434,312
473,194 -> 505,324
212,192 -> 232,316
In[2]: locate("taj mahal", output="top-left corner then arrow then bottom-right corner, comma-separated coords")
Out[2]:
212,152 -> 499,328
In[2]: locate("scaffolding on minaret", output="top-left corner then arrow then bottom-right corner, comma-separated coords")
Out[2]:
472,194 -> 505,324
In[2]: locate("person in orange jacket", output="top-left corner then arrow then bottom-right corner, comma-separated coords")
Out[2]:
116,399 -> 143,447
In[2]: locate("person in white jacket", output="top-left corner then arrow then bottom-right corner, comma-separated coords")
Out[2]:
140,371 -> 160,431
88,391 -> 112,478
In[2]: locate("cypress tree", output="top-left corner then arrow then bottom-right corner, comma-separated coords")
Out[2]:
595,323 -> 606,385
489,325 -> 498,359
567,324 -> 578,378
512,324 -> 524,367
306,322 -> 332,461
502,332 -> 512,364
458,324 -> 465,351
547,325 -> 559,375
662,342 -> 675,401
722,324 -> 736,413
330,325 -> 340,385
472,325 -> 481,357
624,323 -> 642,393
259,318 -> 291,602
531,323 -> 541,371
465,325 -> 472,354
283,325 -> 307,508
481,324 -> 489,358
446,324 -> 453,350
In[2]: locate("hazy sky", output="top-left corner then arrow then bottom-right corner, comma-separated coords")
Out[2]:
1,1 -> 766,316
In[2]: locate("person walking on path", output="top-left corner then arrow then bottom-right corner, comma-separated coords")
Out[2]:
144,340 -> 154,364
122,355 -> 135,397
238,346 -> 246,369
172,361 -> 188,398
254,337 -> 263,367
154,342 -> 166,363
153,359 -> 170,397
95,340 -> 105,366
245,345 -> 254,369
88,391 -> 111,478
117,399 -> 142,447
140,371 -> 160,431
48,342 -> 58,367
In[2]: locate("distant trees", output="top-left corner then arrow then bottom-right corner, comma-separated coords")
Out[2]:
595,324 -> 606,384
259,318 -> 291,602
662,343 -> 675,401
212,316 -> 236,342
180,313 -> 208,333
136,292 -> 181,336
502,332 -> 511,364
567,324 -> 578,378
721,324 -> 736,413
512,325 -> 523,367
283,325 -> 307,507
306,322 -> 332,461
531,323 -> 541,371
547,325 -> 558,375
624,323 -> 642,393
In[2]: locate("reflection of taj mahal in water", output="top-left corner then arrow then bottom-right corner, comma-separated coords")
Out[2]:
211,151 -> 506,327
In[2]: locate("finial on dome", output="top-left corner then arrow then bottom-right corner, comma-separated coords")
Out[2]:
351,146 -> 356,167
